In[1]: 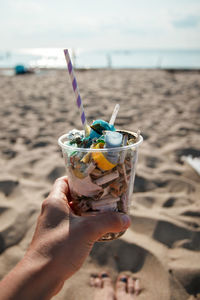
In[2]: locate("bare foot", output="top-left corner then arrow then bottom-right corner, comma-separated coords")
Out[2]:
115,274 -> 140,299
90,272 -> 115,300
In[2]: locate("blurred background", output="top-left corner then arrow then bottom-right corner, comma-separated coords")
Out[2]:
0,0 -> 200,69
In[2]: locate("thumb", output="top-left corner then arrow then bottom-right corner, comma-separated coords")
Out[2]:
82,212 -> 131,241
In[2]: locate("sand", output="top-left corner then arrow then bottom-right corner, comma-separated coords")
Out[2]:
0,68 -> 200,299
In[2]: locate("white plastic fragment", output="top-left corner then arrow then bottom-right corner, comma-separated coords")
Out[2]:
66,129 -> 84,140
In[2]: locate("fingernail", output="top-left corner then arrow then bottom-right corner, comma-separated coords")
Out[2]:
121,214 -> 130,229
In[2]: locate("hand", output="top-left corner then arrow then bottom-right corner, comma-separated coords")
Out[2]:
27,176 -> 131,297
0,176 -> 131,300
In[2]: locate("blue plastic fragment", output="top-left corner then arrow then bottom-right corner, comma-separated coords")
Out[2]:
89,120 -> 116,139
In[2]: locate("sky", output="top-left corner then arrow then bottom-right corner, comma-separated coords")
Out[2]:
0,0 -> 200,50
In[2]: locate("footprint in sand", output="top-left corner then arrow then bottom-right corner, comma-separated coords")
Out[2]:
31,140 -> 51,149
54,117 -> 67,123
91,239 -> 146,273
162,169 -> 182,176
0,178 -> 19,197
2,149 -> 17,159
134,175 -> 157,193
0,205 -> 35,254
90,239 -> 188,299
153,220 -> 200,250
149,177 -> 196,194
163,196 -> 193,208
134,196 -> 155,208
146,155 -> 162,169
166,178 -> 196,194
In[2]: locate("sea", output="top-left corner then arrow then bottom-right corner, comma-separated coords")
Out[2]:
0,48 -> 200,69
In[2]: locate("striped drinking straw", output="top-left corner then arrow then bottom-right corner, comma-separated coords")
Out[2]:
64,49 -> 88,133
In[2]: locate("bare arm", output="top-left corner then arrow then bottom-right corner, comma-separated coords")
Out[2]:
0,177 -> 131,300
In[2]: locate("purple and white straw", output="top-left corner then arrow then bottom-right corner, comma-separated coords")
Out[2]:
64,49 -> 87,131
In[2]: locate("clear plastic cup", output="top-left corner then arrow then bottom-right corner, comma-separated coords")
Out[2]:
58,130 -> 143,241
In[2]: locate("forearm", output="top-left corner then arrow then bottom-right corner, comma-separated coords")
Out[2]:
0,252 -> 63,300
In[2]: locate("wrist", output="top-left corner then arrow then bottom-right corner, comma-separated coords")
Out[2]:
23,250 -> 64,299
0,251 -> 63,300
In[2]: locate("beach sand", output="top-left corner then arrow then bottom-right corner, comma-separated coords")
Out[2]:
0,68 -> 200,299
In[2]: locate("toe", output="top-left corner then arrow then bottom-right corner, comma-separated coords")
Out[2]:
134,279 -> 140,295
116,274 -> 128,294
127,277 -> 135,294
90,274 -> 98,287
100,272 -> 112,288
94,275 -> 102,288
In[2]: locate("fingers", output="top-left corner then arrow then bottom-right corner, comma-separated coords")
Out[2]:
41,177 -> 130,239
40,177 -> 75,226
41,177 -> 71,212
81,212 -> 131,241
48,176 -> 69,202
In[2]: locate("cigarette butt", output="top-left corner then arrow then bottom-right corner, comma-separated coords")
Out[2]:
95,170 -> 119,185
91,196 -> 120,208
85,162 -> 96,175
91,202 -> 117,211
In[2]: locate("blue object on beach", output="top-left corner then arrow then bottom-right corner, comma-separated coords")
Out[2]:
89,119 -> 115,139
15,65 -> 27,75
